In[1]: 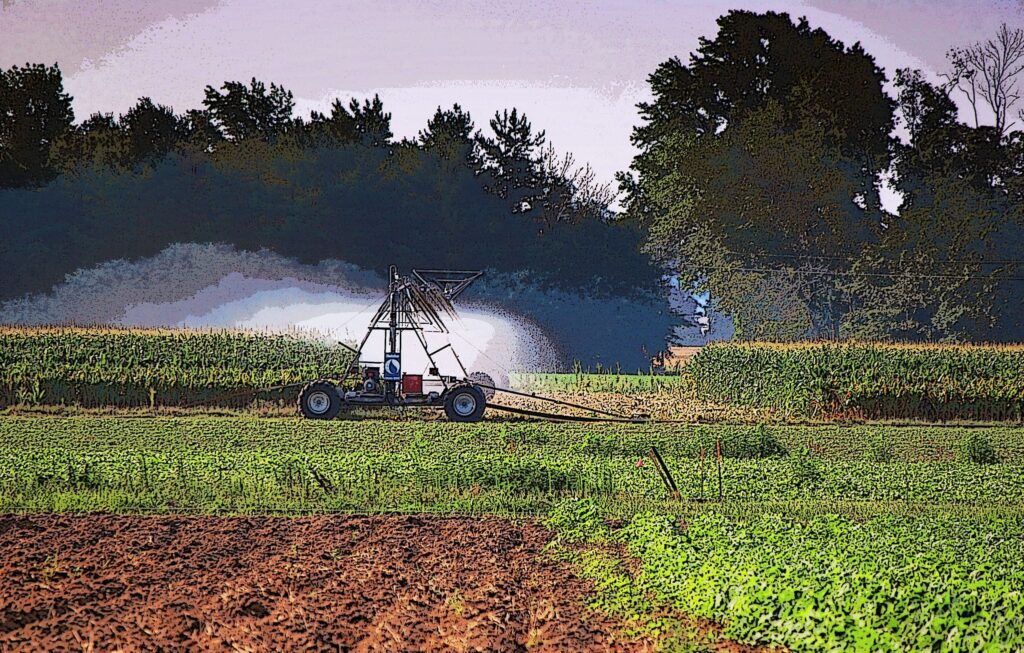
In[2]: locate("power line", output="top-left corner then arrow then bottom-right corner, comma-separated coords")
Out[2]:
320,293 -> 385,341
693,265 -> 1024,281
703,251 -> 1024,266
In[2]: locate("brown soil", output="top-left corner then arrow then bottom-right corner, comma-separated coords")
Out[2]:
2,395 -> 783,424
0,514 -> 654,652
657,346 -> 703,369
489,391 -> 780,424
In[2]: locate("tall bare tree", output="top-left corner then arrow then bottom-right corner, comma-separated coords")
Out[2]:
537,143 -> 616,226
947,24 -> 1024,135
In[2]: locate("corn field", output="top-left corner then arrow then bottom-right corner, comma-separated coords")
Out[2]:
690,341 -> 1024,421
0,327 -> 352,408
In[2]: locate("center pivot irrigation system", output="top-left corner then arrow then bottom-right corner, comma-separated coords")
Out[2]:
297,265 -> 645,423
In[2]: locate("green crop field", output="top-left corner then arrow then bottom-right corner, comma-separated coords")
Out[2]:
2,417 -> 1022,513
2,415 -> 1024,649
4,327 -> 1024,650
9,327 -> 1024,425
554,504 -> 1024,651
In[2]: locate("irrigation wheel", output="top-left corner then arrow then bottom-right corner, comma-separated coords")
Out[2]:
443,384 -> 486,422
298,380 -> 343,420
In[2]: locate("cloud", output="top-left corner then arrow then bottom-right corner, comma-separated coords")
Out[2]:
0,0 -> 222,73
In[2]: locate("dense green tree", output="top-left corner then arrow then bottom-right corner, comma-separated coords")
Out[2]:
630,11 -> 892,207
0,63 -> 74,187
844,70 -> 1020,341
49,113 -> 132,174
177,108 -> 223,156
300,95 -> 392,148
639,100 -> 872,338
202,78 -> 294,141
304,99 -> 358,146
476,108 -> 546,215
120,97 -> 183,164
418,104 -> 475,162
348,94 -> 393,147
622,10 -> 895,339
50,99 -> 185,174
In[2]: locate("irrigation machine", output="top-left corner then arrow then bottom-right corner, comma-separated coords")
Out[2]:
297,265 -> 643,424
297,266 -> 495,422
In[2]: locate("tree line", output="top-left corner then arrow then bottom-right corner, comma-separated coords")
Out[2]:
3,10 -> 1023,343
0,65 -> 650,303
621,10 -> 1024,342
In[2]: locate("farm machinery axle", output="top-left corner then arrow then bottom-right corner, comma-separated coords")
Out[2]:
297,265 -> 494,422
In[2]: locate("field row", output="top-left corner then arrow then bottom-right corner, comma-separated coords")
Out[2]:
3,417 -> 1020,460
692,341 -> 1024,421
1,417 -> 1021,514
510,371 -> 691,394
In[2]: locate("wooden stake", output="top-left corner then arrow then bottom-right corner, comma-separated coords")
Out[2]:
649,446 -> 680,500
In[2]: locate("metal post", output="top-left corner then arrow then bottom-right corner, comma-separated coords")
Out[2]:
387,265 -> 399,352
337,298 -> 388,391
386,265 -> 399,400
410,326 -> 449,392
649,446 -> 680,500
449,343 -> 470,380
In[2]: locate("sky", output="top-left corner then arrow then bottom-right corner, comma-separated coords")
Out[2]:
2,0 -> 1021,201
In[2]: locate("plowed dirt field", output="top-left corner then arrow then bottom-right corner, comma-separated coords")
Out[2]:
0,514 -> 652,652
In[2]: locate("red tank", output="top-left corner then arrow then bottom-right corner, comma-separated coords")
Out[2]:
402,373 -> 423,394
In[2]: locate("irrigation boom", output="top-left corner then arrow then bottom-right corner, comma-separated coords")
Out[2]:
296,264 -> 640,423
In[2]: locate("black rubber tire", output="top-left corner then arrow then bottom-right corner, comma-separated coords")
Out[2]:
443,384 -> 486,422
298,380 -> 342,420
